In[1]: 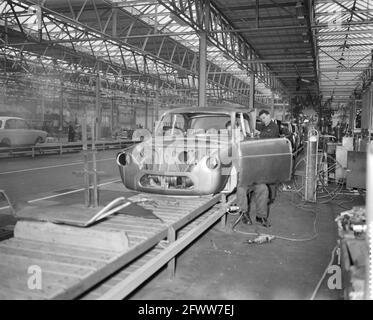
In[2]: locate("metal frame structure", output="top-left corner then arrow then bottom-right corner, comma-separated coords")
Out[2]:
1,0 -> 372,120
315,0 -> 373,103
0,0 -> 270,106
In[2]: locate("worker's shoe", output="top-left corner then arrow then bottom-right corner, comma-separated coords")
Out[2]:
241,212 -> 252,225
256,217 -> 271,228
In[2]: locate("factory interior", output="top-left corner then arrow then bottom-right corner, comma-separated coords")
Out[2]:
0,0 -> 372,301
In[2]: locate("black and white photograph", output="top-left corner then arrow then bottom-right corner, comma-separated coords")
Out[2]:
0,0 -> 372,303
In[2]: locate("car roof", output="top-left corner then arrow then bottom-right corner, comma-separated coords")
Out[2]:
163,106 -> 253,114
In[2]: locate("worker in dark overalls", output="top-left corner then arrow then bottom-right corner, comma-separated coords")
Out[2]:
68,122 -> 76,142
237,110 -> 280,228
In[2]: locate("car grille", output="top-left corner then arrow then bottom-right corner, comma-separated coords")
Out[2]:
139,174 -> 194,190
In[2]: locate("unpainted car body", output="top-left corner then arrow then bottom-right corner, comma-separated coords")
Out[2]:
116,107 -> 293,196
0,117 -> 47,147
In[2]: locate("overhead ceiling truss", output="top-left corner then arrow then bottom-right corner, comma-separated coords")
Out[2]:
156,0 -> 286,94
0,0 -> 272,106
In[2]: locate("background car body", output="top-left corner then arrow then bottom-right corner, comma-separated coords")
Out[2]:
116,107 -> 293,196
0,117 -> 47,147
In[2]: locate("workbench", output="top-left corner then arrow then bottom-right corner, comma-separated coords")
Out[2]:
337,206 -> 368,300
340,238 -> 367,300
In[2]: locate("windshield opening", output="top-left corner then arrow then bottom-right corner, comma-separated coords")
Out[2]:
155,112 -> 232,137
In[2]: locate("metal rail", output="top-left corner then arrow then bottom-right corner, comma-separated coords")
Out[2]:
0,140 -> 137,159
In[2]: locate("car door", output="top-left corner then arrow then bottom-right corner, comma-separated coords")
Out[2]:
4,119 -> 20,145
16,119 -> 34,145
237,112 -> 293,185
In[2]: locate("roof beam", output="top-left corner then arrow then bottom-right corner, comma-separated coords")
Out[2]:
9,0 -> 252,100
156,0 -> 286,94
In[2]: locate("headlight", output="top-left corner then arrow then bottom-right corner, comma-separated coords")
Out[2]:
116,152 -> 131,166
206,155 -> 219,169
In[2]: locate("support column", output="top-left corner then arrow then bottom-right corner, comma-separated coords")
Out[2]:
145,95 -> 149,130
59,81 -> 64,140
198,31 -> 207,108
133,102 -> 137,129
270,92 -> 275,118
151,101 -> 155,132
198,0 -> 210,108
36,5 -> 42,41
249,72 -> 255,109
365,144 -> 373,299
282,99 -> 286,121
155,81 -> 160,123
96,70 -> 102,140
112,8 -> 117,37
41,92 -> 45,123
116,96 -> 120,130
111,95 -> 115,136
220,194 -> 227,230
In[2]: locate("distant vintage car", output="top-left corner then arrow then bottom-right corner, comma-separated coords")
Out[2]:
0,117 -> 47,147
116,107 -> 293,196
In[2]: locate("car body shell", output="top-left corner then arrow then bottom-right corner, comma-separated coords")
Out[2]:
116,107 -> 293,196
0,117 -> 48,147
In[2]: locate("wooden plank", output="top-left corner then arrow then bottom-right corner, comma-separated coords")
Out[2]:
152,211 -> 185,220
14,221 -> 129,253
0,268 -> 68,300
95,221 -> 160,235
0,253 -> 92,278
107,215 -> 165,228
0,287 -> 48,300
152,213 -> 186,221
0,239 -> 117,263
0,228 -> 13,241
0,264 -> 80,291
105,215 -> 165,228
0,246 -> 106,270
0,193 -> 220,300
97,204 -> 228,300
52,228 -> 168,299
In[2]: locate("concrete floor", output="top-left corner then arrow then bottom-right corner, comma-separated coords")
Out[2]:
0,150 -> 118,205
127,190 -> 365,300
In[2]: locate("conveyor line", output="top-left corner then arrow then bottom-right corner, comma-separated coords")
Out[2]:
0,192 -> 232,299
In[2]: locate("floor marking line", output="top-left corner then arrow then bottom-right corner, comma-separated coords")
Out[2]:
0,157 -> 115,175
27,179 -> 121,203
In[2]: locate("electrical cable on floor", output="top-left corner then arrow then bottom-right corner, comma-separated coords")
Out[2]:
309,245 -> 338,300
229,203 -> 319,242
229,170 -> 362,243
